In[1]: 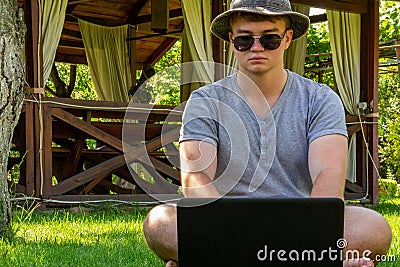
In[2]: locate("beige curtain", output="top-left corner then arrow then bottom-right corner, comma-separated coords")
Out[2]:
284,4 -> 310,75
327,10 -> 361,183
180,0 -> 214,102
39,0 -> 68,84
79,19 -> 131,102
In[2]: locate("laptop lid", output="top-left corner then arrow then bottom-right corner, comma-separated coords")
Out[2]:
177,197 -> 344,267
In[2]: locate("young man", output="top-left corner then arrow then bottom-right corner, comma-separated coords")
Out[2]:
143,1 -> 392,266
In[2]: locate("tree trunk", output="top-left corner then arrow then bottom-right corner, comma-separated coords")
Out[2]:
49,63 -> 77,98
0,0 -> 25,235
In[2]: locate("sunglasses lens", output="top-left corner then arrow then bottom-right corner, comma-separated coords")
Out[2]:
233,36 -> 254,52
232,33 -> 284,52
260,34 -> 282,50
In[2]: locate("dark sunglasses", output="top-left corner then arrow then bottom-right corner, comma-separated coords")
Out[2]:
231,31 -> 287,52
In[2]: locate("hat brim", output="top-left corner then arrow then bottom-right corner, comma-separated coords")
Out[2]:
210,8 -> 310,42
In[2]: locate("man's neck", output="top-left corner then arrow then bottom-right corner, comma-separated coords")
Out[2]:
237,68 -> 288,110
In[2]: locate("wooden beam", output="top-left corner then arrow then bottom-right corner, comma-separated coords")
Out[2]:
127,30 -> 181,41
52,154 -> 125,195
129,8 -> 183,25
52,108 -> 124,152
347,124 -> 362,136
63,138 -> 86,178
55,53 -> 88,65
123,0 -> 149,24
212,0 -> 226,80
138,161 -> 177,192
66,4 -> 78,14
46,194 -> 182,204
290,0 -> 367,13
145,37 -> 178,65
149,157 -> 180,182
82,173 -> 109,194
65,15 -> 79,24
24,101 -> 35,196
68,0 -> 96,5
309,13 -> 327,24
58,39 -> 85,49
52,127 -> 180,195
360,0 -> 379,204
24,0 -> 42,88
151,0 -> 169,33
41,104 -> 54,197
61,28 -> 82,39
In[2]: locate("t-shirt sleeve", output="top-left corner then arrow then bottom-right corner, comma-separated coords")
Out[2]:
179,89 -> 219,147
308,86 -> 348,144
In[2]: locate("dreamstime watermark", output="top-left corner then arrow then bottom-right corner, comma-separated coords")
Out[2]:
256,238 -> 396,264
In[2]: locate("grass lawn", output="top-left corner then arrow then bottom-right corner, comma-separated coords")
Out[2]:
370,197 -> 400,266
0,198 -> 399,267
0,205 -> 164,267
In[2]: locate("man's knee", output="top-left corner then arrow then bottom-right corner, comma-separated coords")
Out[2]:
344,206 -> 392,258
143,204 -> 178,262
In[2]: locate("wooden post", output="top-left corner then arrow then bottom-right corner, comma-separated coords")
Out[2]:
360,0 -> 379,205
151,0 -> 169,33
40,104 -> 53,197
212,0 -> 226,81
24,0 -> 43,198
24,101 -> 35,196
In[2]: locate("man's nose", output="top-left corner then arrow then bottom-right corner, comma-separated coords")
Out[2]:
250,37 -> 264,51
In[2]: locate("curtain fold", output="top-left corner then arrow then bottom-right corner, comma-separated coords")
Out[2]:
79,19 -> 131,102
327,10 -> 361,183
39,0 -> 68,84
180,0 -> 215,102
284,4 -> 310,75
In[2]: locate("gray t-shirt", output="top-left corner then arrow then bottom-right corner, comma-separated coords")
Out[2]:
179,70 -> 348,198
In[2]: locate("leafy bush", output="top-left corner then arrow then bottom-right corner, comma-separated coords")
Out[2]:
46,63 -> 97,100
378,74 -> 400,182
146,39 -> 182,106
379,178 -> 399,198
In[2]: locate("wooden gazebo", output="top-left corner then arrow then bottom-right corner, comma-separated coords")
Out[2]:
10,0 -> 381,205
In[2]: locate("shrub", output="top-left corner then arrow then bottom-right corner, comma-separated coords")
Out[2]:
378,73 -> 400,183
379,178 -> 398,198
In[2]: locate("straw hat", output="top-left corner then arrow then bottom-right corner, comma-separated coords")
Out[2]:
211,0 -> 310,42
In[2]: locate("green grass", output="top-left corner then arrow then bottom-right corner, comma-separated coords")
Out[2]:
0,205 -> 164,267
0,199 -> 399,267
370,197 -> 400,266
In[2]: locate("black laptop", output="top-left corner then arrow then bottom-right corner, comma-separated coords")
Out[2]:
177,197 -> 344,267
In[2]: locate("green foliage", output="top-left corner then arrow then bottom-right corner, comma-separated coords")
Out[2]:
304,21 -> 335,89
46,63 -> 98,100
379,73 -> 400,182
146,39 -> 182,106
7,151 -> 27,186
379,1 -> 400,42
306,21 -> 331,59
379,178 -> 399,198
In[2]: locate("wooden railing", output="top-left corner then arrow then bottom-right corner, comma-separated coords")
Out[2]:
10,97 -> 182,205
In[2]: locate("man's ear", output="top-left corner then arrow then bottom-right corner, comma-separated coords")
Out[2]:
284,29 -> 294,49
228,32 -> 233,42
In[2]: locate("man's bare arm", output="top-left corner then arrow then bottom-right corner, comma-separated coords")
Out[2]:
308,134 -> 348,199
179,140 -> 220,198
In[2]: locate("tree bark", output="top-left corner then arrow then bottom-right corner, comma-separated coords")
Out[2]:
0,0 -> 25,235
